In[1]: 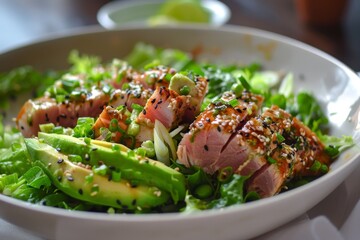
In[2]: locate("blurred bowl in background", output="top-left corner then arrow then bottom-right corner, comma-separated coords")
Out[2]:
97,0 -> 231,29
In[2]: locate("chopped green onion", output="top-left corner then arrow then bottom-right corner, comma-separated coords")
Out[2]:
239,76 -> 251,91
85,174 -> 93,184
267,157 -> 277,164
109,119 -> 119,132
140,140 -> 156,158
39,123 -> 55,133
68,154 -> 82,163
127,122 -> 140,136
228,98 -> 239,108
93,165 -> 108,176
276,133 -> 285,143
52,126 -> 64,134
217,166 -> 233,182
179,85 -> 190,95
111,171 -> 121,182
102,84 -> 113,95
231,83 -> 243,97
194,184 -> 213,199
134,147 -> 147,157
320,164 -> 329,173
111,144 -> 121,151
131,103 -> 144,112
164,73 -> 173,82
84,137 -> 91,145
107,207 -> 115,214
310,160 -> 321,172
56,95 -> 66,103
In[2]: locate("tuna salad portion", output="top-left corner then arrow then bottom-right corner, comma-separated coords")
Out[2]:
0,43 -> 354,213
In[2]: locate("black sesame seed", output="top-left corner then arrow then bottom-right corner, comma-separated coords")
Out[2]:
204,145 -> 209,151
151,98 -> 156,104
116,199 -> 122,205
142,109 -> 147,115
78,189 -> 83,195
217,126 -> 221,132
132,199 -> 137,206
45,113 -> 50,122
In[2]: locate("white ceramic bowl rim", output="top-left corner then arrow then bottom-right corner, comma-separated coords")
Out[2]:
0,25 -> 359,240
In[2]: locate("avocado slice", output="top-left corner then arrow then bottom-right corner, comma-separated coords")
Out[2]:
24,138 -> 169,210
37,132 -> 186,203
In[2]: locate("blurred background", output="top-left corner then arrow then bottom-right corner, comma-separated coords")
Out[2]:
0,0 -> 359,70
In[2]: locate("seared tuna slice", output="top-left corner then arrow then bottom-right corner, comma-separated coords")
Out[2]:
137,86 -> 189,130
131,66 -> 174,90
245,144 -> 296,198
16,88 -> 110,137
239,106 -> 330,198
107,63 -> 173,90
182,75 -> 209,123
109,83 -> 154,111
177,91 -> 264,174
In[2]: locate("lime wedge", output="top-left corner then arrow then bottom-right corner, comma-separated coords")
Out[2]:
151,0 -> 210,24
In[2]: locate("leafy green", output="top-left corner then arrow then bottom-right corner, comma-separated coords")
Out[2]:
68,50 -> 101,74
182,174 -> 252,213
72,117 -> 95,138
0,143 -> 32,176
319,134 -> 354,159
209,174 -> 250,208
1,166 -> 51,202
125,42 -> 193,71
289,92 -> 329,133
22,166 -> 51,189
0,166 -> 93,210
201,63 -> 259,99
0,66 -> 60,109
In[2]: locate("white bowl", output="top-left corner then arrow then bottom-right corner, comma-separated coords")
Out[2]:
97,0 -> 231,29
0,25 -> 359,240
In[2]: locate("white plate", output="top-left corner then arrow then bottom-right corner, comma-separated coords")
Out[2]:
0,25 -> 359,240
97,0 -> 231,29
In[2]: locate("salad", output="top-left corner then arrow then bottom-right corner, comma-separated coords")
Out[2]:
0,43 -> 353,214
